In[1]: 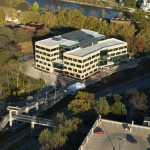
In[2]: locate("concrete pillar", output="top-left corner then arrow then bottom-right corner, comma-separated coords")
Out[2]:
25,107 -> 29,113
31,122 -> 35,129
132,120 -> 134,125
9,110 -> 13,127
35,102 -> 39,111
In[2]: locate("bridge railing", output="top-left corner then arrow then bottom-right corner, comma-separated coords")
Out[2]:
0,114 -> 9,128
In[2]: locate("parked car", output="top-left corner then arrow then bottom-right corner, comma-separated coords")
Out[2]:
123,123 -> 130,131
94,127 -> 104,134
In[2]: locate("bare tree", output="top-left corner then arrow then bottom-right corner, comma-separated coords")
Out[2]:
129,89 -> 148,111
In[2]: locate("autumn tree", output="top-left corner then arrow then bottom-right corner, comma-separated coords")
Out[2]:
113,94 -> 123,102
39,113 -> 82,150
94,97 -> 110,115
129,90 -> 148,111
32,1 -> 39,12
111,101 -> 127,116
68,92 -> 95,114
0,8 -> 5,24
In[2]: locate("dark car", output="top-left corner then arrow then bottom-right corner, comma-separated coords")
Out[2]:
126,134 -> 137,144
94,127 -> 104,135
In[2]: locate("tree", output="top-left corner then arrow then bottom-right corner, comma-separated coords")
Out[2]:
0,8 -> 5,24
68,92 -> 95,114
129,90 -> 148,111
17,2 -> 31,11
94,97 -> 110,115
113,94 -> 122,102
124,0 -> 136,7
111,101 -> 127,116
39,113 -> 81,150
32,2 -> 39,12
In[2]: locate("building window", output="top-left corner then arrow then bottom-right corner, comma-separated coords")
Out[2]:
64,61 -> 69,65
36,60 -> 38,62
44,62 -> 46,65
41,66 -> 45,69
85,73 -> 88,76
64,66 -> 67,69
36,50 -> 39,53
111,53 -> 115,56
46,58 -> 50,61
114,48 -> 118,51
85,63 -> 89,67
83,69 -> 86,72
41,57 -> 45,60
122,51 -> 126,54
83,59 -> 86,62
64,56 -> 67,59
88,57 -> 91,60
92,55 -> 95,58
68,67 -> 72,71
51,54 -> 54,57
92,65 -> 95,68
78,60 -> 82,63
46,68 -> 49,71
76,74 -> 80,78
76,65 -> 81,68
47,54 -> 50,57
78,70 -> 82,73
54,53 -> 58,56
41,47 -> 45,50
70,63 -> 75,66
73,69 -> 77,72
64,71 -> 69,75
51,48 -> 57,52
90,61 -> 93,64
51,58 -> 56,61
68,58 -> 72,61
37,65 -> 40,67
94,69 -> 97,72
87,67 -> 91,70
36,45 -> 40,49
94,59 -> 97,62
70,73 -> 74,76
116,52 -> 121,55
48,64 -> 50,66
73,59 -> 77,62
36,55 -> 40,58
46,49 -> 50,52
90,71 -> 93,74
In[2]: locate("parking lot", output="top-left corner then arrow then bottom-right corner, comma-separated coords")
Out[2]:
83,120 -> 150,150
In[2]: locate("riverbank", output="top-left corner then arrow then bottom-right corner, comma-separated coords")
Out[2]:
61,0 -> 136,13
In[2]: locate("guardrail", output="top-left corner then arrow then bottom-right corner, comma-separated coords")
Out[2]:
0,115 -> 9,129
78,116 -> 101,150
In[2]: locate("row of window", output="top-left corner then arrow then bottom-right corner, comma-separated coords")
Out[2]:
36,60 -> 51,66
37,65 -> 50,71
64,53 -> 99,63
108,46 -> 127,52
36,50 -> 59,57
36,45 -> 59,52
64,68 -> 98,78
64,64 -> 97,74
36,55 -> 59,61
64,58 -> 99,68
108,50 -> 126,57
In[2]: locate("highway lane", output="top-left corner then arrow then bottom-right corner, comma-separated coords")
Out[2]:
95,75 -> 150,98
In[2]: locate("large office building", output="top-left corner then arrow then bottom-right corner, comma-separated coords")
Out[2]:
35,29 -> 128,79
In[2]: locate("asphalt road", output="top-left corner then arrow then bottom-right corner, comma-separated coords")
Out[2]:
95,75 -> 150,98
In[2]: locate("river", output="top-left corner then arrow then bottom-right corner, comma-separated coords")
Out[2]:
26,0 -> 120,18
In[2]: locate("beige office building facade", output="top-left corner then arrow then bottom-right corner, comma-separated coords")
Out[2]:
35,29 -> 128,80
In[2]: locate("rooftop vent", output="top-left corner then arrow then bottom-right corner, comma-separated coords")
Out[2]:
52,35 -> 62,41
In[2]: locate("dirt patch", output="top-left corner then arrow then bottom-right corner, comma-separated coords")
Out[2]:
19,41 -> 33,55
